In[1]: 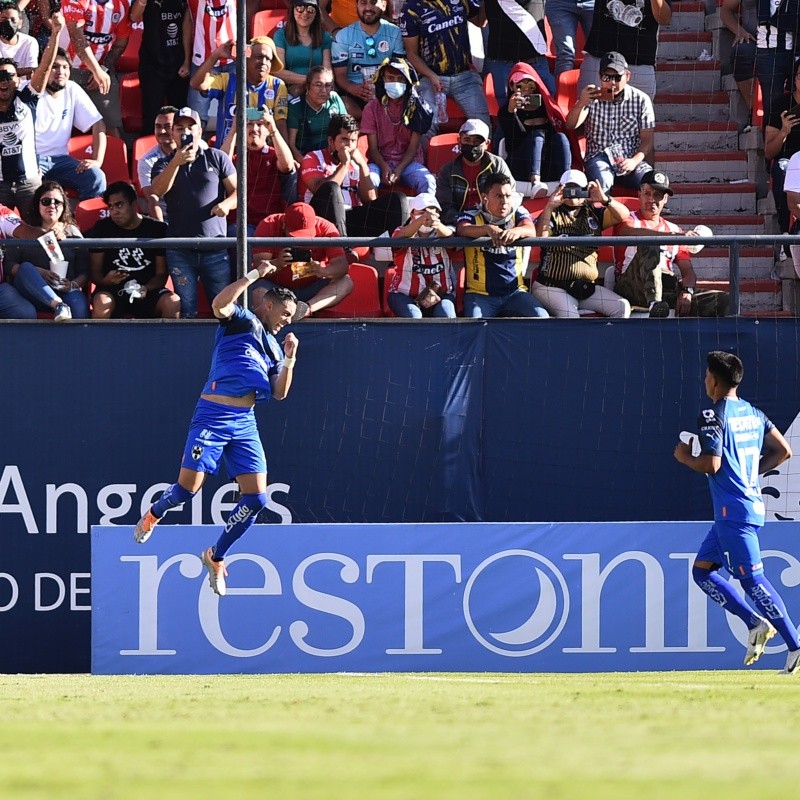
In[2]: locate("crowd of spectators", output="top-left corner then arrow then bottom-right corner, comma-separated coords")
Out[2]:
0,0 -> 743,321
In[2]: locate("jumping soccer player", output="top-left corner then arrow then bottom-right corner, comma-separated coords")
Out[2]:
674,350 -> 800,673
133,263 -> 300,597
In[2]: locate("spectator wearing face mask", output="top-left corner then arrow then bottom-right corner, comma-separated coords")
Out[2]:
0,1 -> 38,79
435,119 -> 512,226
360,56 -> 435,194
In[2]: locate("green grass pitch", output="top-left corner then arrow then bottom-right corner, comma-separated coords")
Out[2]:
2,671 -> 799,799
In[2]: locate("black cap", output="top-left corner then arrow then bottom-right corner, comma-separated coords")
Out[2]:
293,0 -> 319,6
599,51 -> 628,75
640,169 -> 674,196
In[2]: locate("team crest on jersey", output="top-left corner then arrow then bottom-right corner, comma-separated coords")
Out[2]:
265,89 -> 275,100
587,217 -> 599,230
378,40 -> 389,52
191,444 -> 203,460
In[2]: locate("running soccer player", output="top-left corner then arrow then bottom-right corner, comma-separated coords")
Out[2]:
674,350 -> 800,673
133,262 -> 300,597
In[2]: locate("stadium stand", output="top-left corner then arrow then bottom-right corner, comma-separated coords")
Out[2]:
68,135 -> 131,187
315,263 -> 383,318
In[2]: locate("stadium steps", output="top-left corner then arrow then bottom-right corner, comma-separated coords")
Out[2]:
698,279 -> 783,312
654,121 -> 739,152
656,91 -> 731,122
656,60 -> 720,93
691,247 -> 775,280
657,31 -> 713,61
655,151 -> 747,182
666,181 -> 757,214
653,2 -> 788,312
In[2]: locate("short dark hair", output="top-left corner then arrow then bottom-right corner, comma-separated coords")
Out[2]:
265,286 -> 298,305
157,105 -> 178,116
306,65 -> 331,86
0,57 -> 18,70
707,350 -> 743,388
103,181 -> 138,205
54,47 -> 69,62
0,2 -> 20,15
484,172 -> 512,192
328,113 -> 359,140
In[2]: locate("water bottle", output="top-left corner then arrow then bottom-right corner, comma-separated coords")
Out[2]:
435,91 -> 448,125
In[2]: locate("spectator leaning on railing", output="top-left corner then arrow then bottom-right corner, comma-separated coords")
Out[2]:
531,168 -> 631,319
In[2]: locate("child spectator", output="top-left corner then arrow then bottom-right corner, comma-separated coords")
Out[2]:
388,192 -> 456,318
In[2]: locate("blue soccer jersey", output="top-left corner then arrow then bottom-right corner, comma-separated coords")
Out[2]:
697,397 -> 774,525
201,305 -> 284,402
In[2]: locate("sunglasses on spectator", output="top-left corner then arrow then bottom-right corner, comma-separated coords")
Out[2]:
600,73 -> 623,82
365,36 -> 376,58
0,70 -> 17,81
295,4 -> 316,11
310,81 -> 333,89
40,197 -> 64,207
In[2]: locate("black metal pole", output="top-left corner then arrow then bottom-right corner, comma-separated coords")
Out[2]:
235,0 -> 249,302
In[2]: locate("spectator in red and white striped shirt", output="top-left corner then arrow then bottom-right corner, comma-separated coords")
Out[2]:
61,0 -> 130,137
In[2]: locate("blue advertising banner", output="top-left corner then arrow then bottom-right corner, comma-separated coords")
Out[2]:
92,521 -> 800,674
5,318 -> 800,673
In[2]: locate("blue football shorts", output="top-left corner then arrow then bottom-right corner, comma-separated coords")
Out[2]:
696,520 -> 764,578
180,398 -> 267,477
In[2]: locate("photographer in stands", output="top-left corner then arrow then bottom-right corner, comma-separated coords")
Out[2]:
531,168 -> 631,318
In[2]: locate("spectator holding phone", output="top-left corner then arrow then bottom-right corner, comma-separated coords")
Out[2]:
566,51 -> 655,195
531,168 -> 631,318
250,202 -> 352,318
388,192 -> 456,318
150,106 -> 237,318
498,62 -> 573,199
764,60 -> 800,255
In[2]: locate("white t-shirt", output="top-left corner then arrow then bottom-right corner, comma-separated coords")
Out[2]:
0,33 -> 39,71
784,151 -> 800,194
35,81 -> 103,156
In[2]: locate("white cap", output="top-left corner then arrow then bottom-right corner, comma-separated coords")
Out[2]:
559,169 -> 588,187
459,119 -> 491,140
408,193 -> 441,213
692,224 -> 712,237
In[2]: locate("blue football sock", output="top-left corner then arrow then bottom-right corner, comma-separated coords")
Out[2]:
213,493 -> 267,560
741,574 -> 800,651
692,566 -> 761,628
151,482 -> 195,519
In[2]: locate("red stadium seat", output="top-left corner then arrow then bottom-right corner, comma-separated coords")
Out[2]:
68,134 -> 131,186
382,266 -> 396,316
556,68 -> 580,117
484,72 -> 499,119
120,72 -> 143,134
315,262 -> 383,318
76,197 -> 110,233
132,134 -> 157,195
426,133 -> 459,175
259,0 -> 286,8
115,22 -> 143,73
252,9 -> 284,38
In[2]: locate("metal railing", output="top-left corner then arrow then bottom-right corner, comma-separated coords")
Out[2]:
31,231 -> 798,317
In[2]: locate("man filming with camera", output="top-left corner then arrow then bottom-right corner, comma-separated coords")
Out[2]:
566,51 -> 655,195
530,168 -> 631,318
